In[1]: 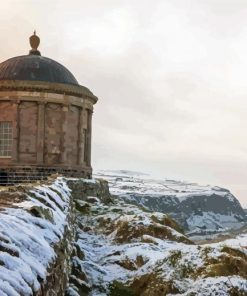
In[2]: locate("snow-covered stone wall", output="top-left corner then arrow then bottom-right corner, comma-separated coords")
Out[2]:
0,178 -> 75,295
0,177 -> 112,296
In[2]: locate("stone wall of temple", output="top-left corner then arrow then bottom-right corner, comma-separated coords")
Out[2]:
0,87 -> 94,178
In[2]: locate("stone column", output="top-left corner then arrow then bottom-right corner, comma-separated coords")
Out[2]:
77,107 -> 84,165
37,102 -> 45,164
61,104 -> 69,164
87,109 -> 93,166
12,100 -> 20,163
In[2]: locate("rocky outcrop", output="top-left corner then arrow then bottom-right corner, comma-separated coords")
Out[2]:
67,178 -> 112,204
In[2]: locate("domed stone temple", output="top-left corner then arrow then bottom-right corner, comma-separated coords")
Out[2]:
0,32 -> 97,183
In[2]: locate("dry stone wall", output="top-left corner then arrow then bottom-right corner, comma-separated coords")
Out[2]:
0,177 -> 111,296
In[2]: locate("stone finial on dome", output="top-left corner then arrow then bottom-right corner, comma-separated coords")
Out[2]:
29,31 -> 41,55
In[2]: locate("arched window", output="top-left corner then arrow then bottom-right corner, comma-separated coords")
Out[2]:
0,122 -> 13,157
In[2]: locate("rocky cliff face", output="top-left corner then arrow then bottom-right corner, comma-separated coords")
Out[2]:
95,170 -> 247,236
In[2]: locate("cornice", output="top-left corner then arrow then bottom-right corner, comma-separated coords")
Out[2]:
0,80 -> 98,104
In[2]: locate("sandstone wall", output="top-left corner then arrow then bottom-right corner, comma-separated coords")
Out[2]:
0,89 -> 94,178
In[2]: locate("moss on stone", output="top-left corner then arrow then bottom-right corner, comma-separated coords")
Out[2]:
108,281 -> 137,296
75,200 -> 91,214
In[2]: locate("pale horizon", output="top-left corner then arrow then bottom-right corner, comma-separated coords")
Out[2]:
1,0 -> 247,207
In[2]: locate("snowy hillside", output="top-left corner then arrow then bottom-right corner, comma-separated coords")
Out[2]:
68,192 -> 247,296
0,176 -> 246,295
95,170 -> 247,236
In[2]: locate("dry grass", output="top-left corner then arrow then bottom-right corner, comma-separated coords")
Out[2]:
151,214 -> 184,234
193,246 -> 247,280
116,255 -> 147,271
221,246 -> 247,260
0,191 -> 27,209
130,273 -> 179,296
108,281 -> 137,296
112,220 -> 191,244
206,255 -> 247,278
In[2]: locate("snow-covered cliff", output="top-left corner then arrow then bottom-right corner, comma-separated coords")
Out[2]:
95,170 -> 247,236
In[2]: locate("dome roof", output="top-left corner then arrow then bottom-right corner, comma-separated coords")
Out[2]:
0,32 -> 98,103
0,54 -> 79,86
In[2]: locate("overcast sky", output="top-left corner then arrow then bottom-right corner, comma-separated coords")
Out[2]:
1,0 -> 247,206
